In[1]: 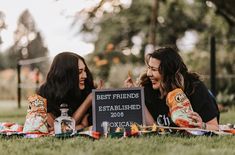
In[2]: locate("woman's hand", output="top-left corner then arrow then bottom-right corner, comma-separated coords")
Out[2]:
75,114 -> 89,130
188,111 -> 203,128
47,113 -> 55,132
124,70 -> 137,88
72,93 -> 92,123
124,76 -> 136,88
188,112 -> 219,130
97,79 -> 104,89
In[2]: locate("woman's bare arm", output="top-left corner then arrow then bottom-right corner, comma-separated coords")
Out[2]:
47,112 -> 55,131
205,117 -> 219,130
189,112 -> 219,130
75,114 -> 89,130
144,105 -> 155,126
72,93 -> 92,124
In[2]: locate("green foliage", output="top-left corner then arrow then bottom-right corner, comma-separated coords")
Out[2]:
0,11 -> 6,46
78,0 -> 152,54
80,0 -> 234,90
0,52 -> 7,70
181,46 -> 235,106
207,0 -> 235,27
107,63 -> 145,88
157,1 -> 206,45
217,89 -> 235,106
85,43 -> 141,81
4,46 -> 22,68
79,0 -> 231,53
181,50 -> 210,75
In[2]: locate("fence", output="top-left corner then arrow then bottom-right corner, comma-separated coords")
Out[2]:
17,56 -> 50,108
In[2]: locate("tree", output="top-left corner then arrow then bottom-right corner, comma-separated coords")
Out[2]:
74,0 -> 232,65
0,11 -> 6,46
70,0 -> 233,82
0,11 -> 7,69
208,0 -> 235,25
5,10 -> 48,71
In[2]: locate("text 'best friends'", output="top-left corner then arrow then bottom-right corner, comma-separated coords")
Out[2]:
96,93 -> 139,100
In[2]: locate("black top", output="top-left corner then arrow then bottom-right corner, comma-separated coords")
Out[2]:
39,86 -> 93,125
47,95 -> 93,125
144,80 -> 220,126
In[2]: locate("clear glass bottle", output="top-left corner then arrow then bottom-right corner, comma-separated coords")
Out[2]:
54,103 -> 76,134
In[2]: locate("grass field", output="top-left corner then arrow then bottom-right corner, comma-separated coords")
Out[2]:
0,100 -> 235,155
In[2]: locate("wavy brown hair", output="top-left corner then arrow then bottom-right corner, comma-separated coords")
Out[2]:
142,47 -> 199,98
38,52 -> 94,116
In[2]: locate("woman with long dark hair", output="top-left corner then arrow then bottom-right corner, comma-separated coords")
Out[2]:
38,52 -> 95,131
125,47 -> 219,130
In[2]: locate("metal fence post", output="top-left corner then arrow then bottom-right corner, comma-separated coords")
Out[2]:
17,61 -> 21,108
210,36 -> 216,96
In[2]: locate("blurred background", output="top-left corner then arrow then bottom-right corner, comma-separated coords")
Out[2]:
0,0 -> 234,109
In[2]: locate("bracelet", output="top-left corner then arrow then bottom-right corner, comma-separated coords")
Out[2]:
202,122 -> 207,129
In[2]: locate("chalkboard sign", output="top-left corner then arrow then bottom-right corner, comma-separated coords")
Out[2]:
92,87 -> 145,133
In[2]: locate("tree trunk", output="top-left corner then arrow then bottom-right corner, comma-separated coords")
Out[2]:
148,0 -> 159,48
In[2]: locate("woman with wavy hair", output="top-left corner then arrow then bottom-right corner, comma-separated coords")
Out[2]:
125,47 -> 219,130
38,52 -> 95,131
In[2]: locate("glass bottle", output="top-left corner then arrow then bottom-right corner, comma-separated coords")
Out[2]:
54,103 -> 76,134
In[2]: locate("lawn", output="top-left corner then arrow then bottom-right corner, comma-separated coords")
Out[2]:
0,101 -> 235,155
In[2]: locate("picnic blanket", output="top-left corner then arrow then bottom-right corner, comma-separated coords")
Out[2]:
0,122 -> 101,139
1,122 -> 235,139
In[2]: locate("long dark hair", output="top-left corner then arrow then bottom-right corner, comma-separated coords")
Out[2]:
38,52 -> 94,116
142,47 -> 199,98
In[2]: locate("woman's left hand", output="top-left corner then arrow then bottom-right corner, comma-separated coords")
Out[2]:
188,111 -> 203,128
97,80 -> 104,89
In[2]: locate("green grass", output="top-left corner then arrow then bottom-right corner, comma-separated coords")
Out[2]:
220,107 -> 235,124
0,101 -> 235,155
0,100 -> 27,124
0,135 -> 235,155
